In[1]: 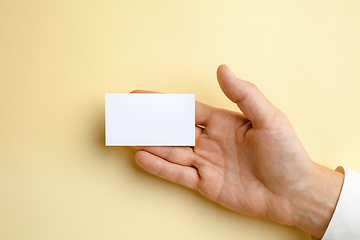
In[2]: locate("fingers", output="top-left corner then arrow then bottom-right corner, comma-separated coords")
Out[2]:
135,150 -> 200,189
216,64 -> 279,128
131,89 -> 159,94
133,125 -> 203,177
195,101 -> 215,126
134,145 -> 195,166
195,125 -> 203,140
133,126 -> 202,164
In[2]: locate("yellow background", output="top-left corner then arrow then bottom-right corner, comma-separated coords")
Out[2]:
1,1 -> 360,239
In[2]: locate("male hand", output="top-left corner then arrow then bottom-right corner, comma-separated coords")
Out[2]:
132,65 -> 343,238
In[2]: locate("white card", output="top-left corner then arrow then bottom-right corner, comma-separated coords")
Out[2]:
105,93 -> 195,146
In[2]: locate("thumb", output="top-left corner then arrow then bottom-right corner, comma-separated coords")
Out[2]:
217,64 -> 279,128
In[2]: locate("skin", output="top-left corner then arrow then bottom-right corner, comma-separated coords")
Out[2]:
132,64 -> 343,239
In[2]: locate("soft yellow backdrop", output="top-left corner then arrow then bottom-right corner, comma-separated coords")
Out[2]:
1,1 -> 360,239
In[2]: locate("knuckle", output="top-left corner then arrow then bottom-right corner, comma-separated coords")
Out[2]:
272,110 -> 291,128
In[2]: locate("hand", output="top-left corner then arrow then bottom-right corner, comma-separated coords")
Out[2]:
132,65 -> 343,238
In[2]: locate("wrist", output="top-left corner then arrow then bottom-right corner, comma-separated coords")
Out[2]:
291,162 -> 344,238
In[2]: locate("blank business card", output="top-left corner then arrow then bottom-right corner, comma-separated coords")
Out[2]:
105,93 -> 195,146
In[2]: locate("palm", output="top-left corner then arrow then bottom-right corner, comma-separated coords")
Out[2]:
192,107 -> 312,224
